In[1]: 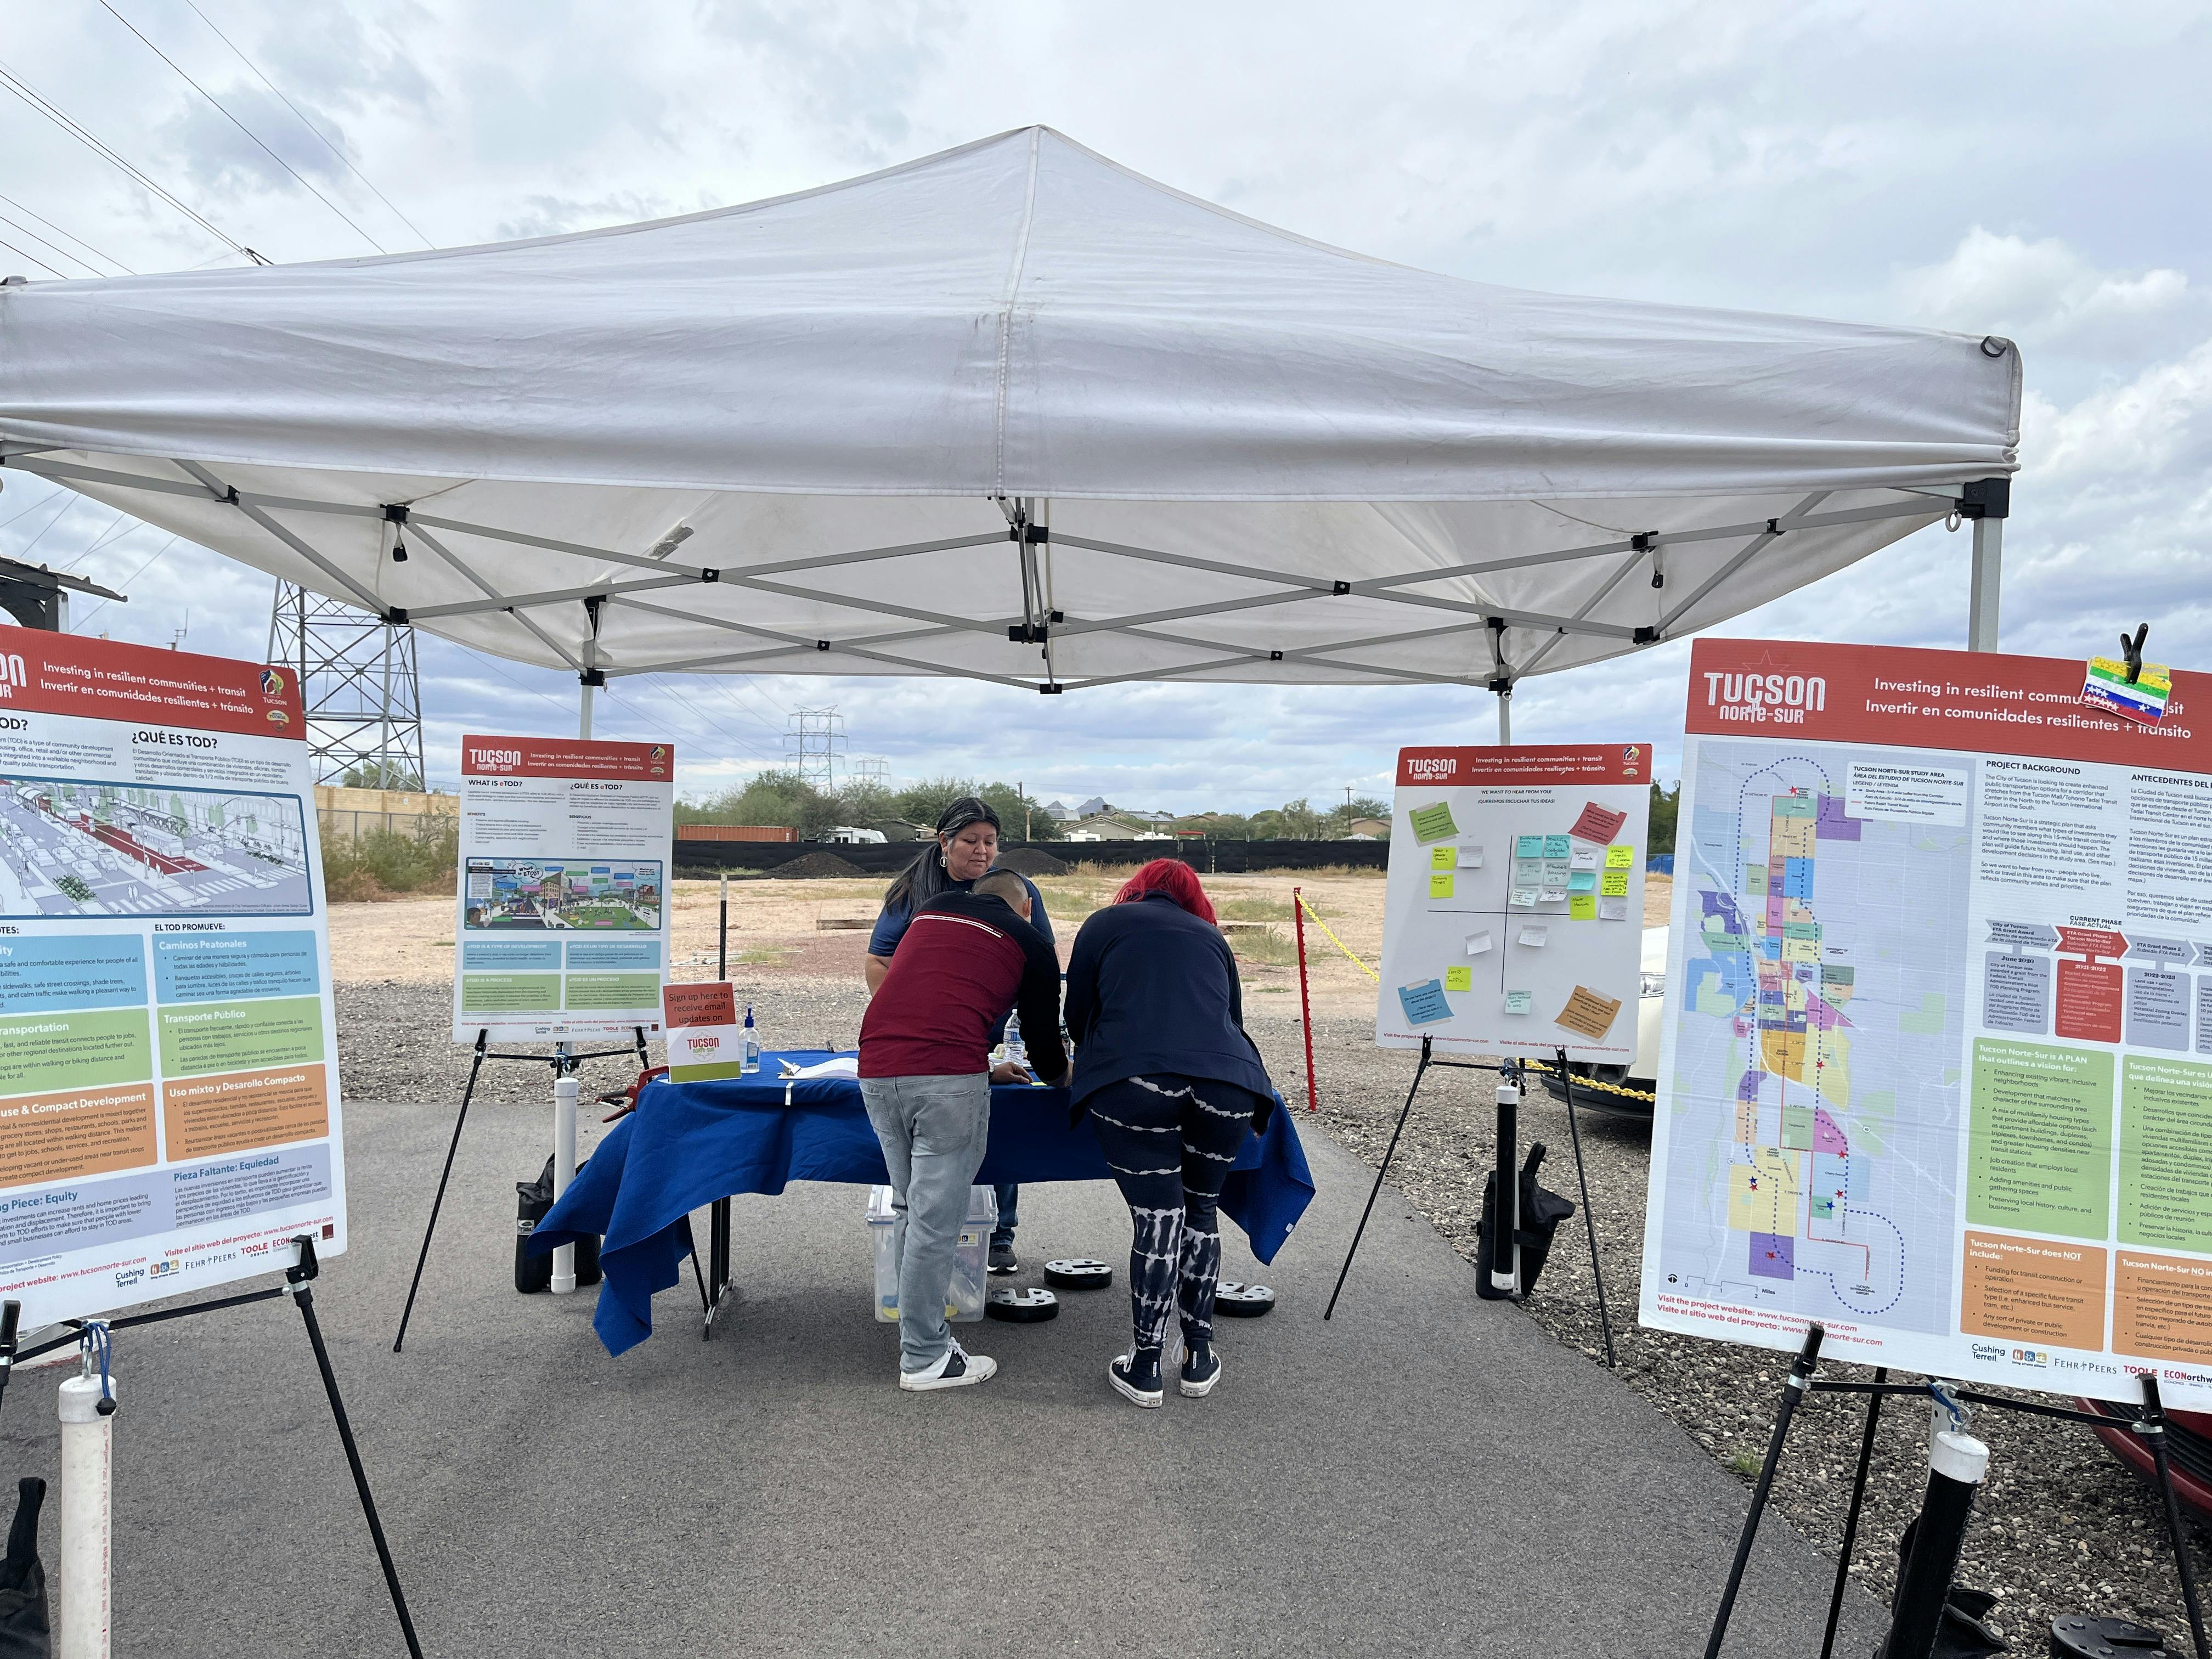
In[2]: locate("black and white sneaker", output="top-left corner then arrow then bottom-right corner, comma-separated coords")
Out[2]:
988,1243 -> 1019,1276
1109,1349 -> 1164,1408
1179,1344 -> 1222,1398
899,1338 -> 997,1392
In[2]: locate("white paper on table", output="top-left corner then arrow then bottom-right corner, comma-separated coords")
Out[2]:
1598,895 -> 1630,921
1456,845 -> 1485,868
1465,929 -> 1493,956
778,1054 -> 860,1079
1517,924 -> 1548,947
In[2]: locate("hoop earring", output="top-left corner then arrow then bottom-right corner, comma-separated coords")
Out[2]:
938,848 -> 948,868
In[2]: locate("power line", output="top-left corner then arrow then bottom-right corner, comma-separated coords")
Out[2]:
0,58 -> 255,261
93,0 -> 385,254
0,209 -> 98,278
180,0 -> 432,250
0,189 -> 133,274
0,232 -> 66,280
4,494 -> 76,559
57,509 -> 138,572
71,534 -> 178,631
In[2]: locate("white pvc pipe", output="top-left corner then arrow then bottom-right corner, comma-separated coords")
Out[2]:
1968,517 -> 2002,651
551,1063 -> 579,1294
58,1374 -> 112,1659
578,680 -> 595,740
1496,687 -> 1512,744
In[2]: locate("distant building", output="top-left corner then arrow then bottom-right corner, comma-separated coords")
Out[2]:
1345,816 -> 1390,838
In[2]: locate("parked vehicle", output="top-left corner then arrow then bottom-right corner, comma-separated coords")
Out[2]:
2081,1398 -> 2212,1520
1536,924 -> 1665,1126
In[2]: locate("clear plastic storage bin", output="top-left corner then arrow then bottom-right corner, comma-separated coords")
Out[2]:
865,1183 -> 996,1323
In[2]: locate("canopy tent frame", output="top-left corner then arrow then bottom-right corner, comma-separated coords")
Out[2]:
0,448 -> 2011,724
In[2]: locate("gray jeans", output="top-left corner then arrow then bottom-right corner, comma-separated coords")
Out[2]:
859,1071 -> 992,1373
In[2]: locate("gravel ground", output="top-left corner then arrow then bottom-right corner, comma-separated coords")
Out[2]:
343,973 -> 2210,1654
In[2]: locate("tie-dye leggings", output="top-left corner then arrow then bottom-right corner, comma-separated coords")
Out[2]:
1086,1074 -> 1263,1355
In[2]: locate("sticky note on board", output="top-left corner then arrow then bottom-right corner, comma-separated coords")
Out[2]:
1515,834 -> 1544,859
1429,873 -> 1455,899
1543,834 -> 1572,859
1556,984 -> 1624,1041
1457,845 -> 1484,869
1570,801 -> 1628,845
1517,924 -> 1548,947
1568,870 -> 1597,893
1444,966 -> 1473,992
1598,895 -> 1630,921
1465,929 -> 1493,956
1570,894 -> 1598,921
1570,848 -> 1599,871
1541,863 -> 1570,890
1409,801 -> 1459,843
1504,990 -> 1533,1015
1600,870 -> 1630,896
1605,844 -> 1634,869
1397,979 -> 1452,1025
1513,859 -> 1545,885
1510,889 -> 1541,909
1430,845 -> 1456,871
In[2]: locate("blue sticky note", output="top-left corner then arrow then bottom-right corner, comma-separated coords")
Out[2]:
1543,834 -> 1572,859
1568,869 -> 1597,893
1514,835 -> 1544,859
1397,979 -> 1452,1025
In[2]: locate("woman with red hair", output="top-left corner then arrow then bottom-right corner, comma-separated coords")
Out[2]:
1062,859 -> 1276,1408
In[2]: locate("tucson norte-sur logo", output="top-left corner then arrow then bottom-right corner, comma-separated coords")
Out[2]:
260,667 -> 286,697
0,653 -> 27,699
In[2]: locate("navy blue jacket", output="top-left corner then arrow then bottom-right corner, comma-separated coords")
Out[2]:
1063,893 -> 1275,1126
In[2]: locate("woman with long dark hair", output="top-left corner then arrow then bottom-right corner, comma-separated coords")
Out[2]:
866,795 -> 1053,1272
1062,859 -> 1276,1407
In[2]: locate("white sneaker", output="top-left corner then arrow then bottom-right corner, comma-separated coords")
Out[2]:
899,1338 -> 997,1392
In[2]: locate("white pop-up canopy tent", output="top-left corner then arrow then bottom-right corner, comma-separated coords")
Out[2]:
0,126 -> 2020,721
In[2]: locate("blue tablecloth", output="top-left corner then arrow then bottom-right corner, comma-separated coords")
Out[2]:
531,1051 -> 1317,1355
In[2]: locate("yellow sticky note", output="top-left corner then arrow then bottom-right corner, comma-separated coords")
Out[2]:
1430,846 -> 1455,871
1429,873 -> 1455,899
1605,843 -> 1634,869
1444,966 -> 1472,991
1570,894 -> 1597,920
1600,870 -> 1629,896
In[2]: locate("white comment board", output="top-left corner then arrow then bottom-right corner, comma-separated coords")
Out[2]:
1377,745 -> 1652,1062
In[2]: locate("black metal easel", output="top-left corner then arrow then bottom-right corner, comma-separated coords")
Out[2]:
392,1025 -> 651,1352
1703,1323 -> 2209,1659
1552,1047 -> 1616,1368
0,1241 -> 425,1657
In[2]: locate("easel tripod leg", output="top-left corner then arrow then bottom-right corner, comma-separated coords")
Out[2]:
392,1031 -> 487,1353
1554,1048 -> 1614,1367
1703,1323 -> 1824,1659
291,1244 -> 425,1659
2141,1375 -> 2211,1659
1324,1037 -> 1430,1321
1818,1365 -> 1886,1659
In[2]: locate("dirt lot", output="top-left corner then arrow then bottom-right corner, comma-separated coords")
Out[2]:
331,864 -> 2206,1649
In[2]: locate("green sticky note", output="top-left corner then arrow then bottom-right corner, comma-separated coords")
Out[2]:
1504,990 -> 1533,1015
1429,873 -> 1455,899
1543,834 -> 1571,859
1430,845 -> 1456,871
1570,894 -> 1598,921
1605,843 -> 1634,869
1409,801 -> 1458,843
1444,966 -> 1473,992
1601,870 -> 1630,896
1514,835 -> 1544,859
1568,870 -> 1597,893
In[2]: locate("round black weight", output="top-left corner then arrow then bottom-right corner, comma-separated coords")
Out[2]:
1043,1257 -> 1114,1290
985,1288 -> 1059,1323
1215,1282 -> 1275,1317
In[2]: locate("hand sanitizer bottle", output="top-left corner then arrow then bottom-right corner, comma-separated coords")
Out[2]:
742,1005 -> 760,1074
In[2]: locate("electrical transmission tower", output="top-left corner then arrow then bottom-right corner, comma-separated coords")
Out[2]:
783,707 -> 847,787
266,582 -> 426,789
849,755 -> 889,785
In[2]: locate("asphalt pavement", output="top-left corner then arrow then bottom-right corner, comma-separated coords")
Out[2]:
0,1088 -> 1884,1656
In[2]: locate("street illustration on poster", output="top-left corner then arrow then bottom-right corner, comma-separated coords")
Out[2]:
1377,745 -> 1652,1063
452,735 -> 675,1043
0,633 -> 346,1331
1642,636 -> 2212,1412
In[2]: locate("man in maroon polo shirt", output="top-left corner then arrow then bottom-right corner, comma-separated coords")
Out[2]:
859,870 -> 1066,1392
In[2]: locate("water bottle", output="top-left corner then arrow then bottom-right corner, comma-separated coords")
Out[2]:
742,1005 -> 761,1074
1004,1010 -> 1026,1071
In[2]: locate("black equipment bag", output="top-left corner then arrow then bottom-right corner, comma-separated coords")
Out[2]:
515,1154 -> 600,1293
0,1477 -> 50,1658
1474,1142 -> 1576,1301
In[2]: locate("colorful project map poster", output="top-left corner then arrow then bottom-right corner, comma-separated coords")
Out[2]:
453,735 -> 674,1042
1377,745 -> 1651,1062
0,633 -> 345,1329
1641,638 -> 2212,1408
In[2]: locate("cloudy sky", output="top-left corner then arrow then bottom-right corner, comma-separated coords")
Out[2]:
2,1 -> 2205,809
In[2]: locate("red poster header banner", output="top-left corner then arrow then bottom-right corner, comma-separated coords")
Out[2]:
1396,744 -> 1650,788
0,628 -> 302,738
1686,639 -> 2209,775
461,734 -> 674,780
